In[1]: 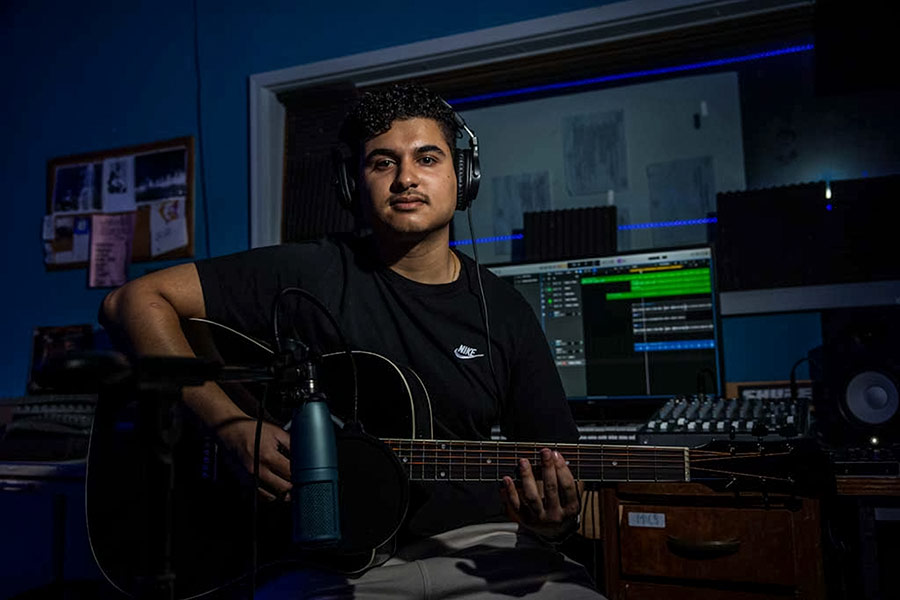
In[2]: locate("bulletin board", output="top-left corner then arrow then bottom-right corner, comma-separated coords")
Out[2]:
43,136 -> 194,270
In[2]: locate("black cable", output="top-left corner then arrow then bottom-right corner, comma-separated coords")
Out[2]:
466,209 -> 502,405
236,288 -> 360,598
789,356 -> 810,401
192,0 -> 211,259
249,383 -> 269,600
696,367 -> 716,396
271,287 -> 359,421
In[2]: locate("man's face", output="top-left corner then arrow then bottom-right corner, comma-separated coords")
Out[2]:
360,117 -> 457,240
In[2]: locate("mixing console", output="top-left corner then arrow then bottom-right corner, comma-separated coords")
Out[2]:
574,395 -> 809,447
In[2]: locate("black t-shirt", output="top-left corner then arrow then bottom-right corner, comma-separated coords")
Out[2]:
195,235 -> 578,537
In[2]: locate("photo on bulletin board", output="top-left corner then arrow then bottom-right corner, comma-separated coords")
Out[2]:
43,136 -> 194,270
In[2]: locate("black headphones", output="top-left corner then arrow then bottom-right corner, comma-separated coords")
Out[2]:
334,99 -> 481,212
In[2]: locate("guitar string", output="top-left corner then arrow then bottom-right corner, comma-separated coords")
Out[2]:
383,448 -> 785,460
384,460 -> 793,484
382,448 -> 767,463
378,441 -> 792,484
382,441 -> 778,462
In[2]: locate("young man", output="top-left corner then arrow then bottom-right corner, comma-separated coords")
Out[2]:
101,84 -> 602,598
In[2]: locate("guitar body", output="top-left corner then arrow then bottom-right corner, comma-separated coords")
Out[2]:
86,330 -> 431,599
86,318 -> 830,599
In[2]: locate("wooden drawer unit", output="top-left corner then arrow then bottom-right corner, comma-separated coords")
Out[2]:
601,484 -> 824,599
619,504 -> 796,584
619,581 -> 805,600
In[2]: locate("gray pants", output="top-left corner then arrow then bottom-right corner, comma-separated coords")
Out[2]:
256,523 -> 605,599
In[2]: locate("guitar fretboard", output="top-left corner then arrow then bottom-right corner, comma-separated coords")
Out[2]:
384,439 -> 690,483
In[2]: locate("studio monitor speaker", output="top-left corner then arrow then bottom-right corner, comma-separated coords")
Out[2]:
811,308 -> 900,448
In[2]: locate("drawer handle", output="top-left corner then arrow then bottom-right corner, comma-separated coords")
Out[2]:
666,535 -> 741,559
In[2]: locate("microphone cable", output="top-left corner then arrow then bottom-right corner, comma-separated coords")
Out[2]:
249,382 -> 270,599
465,209 -> 504,414
241,287 -> 358,598
271,287 -> 358,420
789,356 -> 810,402
192,0 -> 211,259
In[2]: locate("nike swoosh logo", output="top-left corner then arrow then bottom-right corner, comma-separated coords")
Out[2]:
454,349 -> 484,359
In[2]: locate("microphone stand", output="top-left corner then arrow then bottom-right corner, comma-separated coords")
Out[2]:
127,356 -> 220,600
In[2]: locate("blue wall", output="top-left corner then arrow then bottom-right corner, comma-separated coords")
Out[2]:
1,0 -> 611,397
1,0 -> 828,398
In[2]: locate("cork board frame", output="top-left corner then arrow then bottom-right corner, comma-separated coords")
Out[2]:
44,136 -> 194,269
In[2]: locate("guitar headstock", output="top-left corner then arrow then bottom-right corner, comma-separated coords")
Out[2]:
689,438 -> 835,496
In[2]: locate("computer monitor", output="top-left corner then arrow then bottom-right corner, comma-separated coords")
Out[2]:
488,246 -> 722,402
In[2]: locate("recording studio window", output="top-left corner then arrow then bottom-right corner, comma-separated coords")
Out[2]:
432,8 -> 897,263
278,2 -> 900,260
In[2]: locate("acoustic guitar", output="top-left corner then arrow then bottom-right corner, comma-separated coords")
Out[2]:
85,318 -> 830,599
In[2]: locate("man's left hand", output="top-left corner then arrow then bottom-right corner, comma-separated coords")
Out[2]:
500,448 -> 581,541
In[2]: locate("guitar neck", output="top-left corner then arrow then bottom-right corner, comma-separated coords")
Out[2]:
384,439 -> 691,483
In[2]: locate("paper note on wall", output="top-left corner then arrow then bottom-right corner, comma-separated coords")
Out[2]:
89,213 -> 136,288
102,156 -> 136,213
563,110 -> 628,196
52,163 -> 102,214
45,216 -> 91,265
645,156 -> 715,247
150,199 -> 188,256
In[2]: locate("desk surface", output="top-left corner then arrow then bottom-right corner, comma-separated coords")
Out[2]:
0,459 -> 86,480
836,476 -> 900,496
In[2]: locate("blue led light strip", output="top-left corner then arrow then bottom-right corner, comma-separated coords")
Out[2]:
450,233 -> 524,247
635,339 -> 716,353
452,217 -> 714,245
448,44 -> 814,105
619,217 -> 717,231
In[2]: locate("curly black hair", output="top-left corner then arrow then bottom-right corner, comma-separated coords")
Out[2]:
339,83 -> 459,153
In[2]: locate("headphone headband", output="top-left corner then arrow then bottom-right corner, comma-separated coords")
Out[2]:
441,100 -> 481,211
334,97 -> 481,212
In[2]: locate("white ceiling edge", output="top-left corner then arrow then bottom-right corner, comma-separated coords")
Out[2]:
248,0 -> 812,248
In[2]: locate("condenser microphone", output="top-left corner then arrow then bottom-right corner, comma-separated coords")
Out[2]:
291,391 -> 341,546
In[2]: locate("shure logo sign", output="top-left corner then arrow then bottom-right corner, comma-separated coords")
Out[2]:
453,344 -> 484,359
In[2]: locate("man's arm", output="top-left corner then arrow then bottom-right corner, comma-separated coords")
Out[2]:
100,263 -> 292,500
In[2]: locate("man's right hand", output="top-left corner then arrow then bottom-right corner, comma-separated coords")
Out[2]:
217,418 -> 292,501
100,263 -> 295,501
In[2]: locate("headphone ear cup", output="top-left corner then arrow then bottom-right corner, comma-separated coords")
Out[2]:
454,150 -> 469,211
454,149 -> 481,211
332,148 -> 357,209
